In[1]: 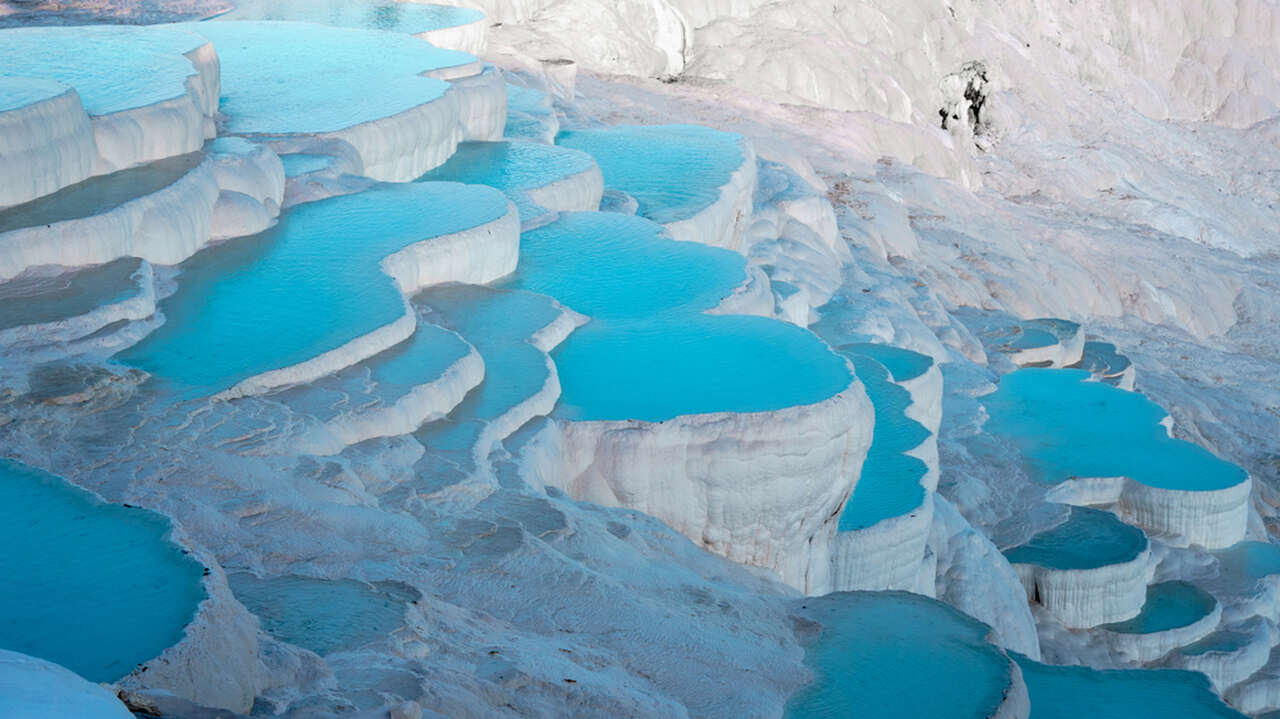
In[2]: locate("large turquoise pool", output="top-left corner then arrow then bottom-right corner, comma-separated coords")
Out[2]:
0,460 -> 205,682
785,592 -> 1016,719
181,21 -> 473,134
557,125 -> 745,224
982,369 -> 1246,491
117,182 -> 508,395
553,314 -> 852,422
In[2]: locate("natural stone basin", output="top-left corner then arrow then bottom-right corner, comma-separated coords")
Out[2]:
784,592 -> 1026,719
1005,506 -> 1148,571
117,182 -> 511,397
0,460 -> 204,682
1014,653 -> 1245,718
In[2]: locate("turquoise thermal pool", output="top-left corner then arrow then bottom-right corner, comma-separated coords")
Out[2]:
228,573 -> 415,656
837,354 -> 929,531
1101,581 -> 1217,634
838,342 -> 933,383
506,212 -> 748,318
0,26 -> 207,114
0,460 -> 205,682
212,0 -> 483,34
552,314 -> 852,422
1015,654 -> 1245,718
1216,541 -> 1280,581
785,592 -> 1017,719
417,141 -> 598,224
117,182 -> 508,395
982,369 -> 1247,491
179,21 -> 473,135
557,124 -> 745,224
1003,506 -> 1148,570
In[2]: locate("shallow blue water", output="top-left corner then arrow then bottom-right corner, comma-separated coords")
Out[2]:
0,26 -> 207,114
181,21 -> 472,134
213,0 -> 482,32
0,152 -> 203,234
1015,654 -> 1244,719
506,212 -> 747,319
0,460 -> 205,682
837,355 -> 929,531
1081,340 -> 1131,376
504,84 -> 555,141
785,592 -> 1014,719
557,125 -> 744,224
416,141 -> 598,224
553,315 -> 851,422
0,258 -> 145,331
1215,541 -> 1280,580
982,369 -> 1246,491
117,182 -> 508,395
1180,629 -> 1251,656
280,153 -> 334,177
0,76 -> 69,112
1102,581 -> 1216,634
838,342 -> 932,382
228,573 -> 415,656
1003,506 -> 1147,570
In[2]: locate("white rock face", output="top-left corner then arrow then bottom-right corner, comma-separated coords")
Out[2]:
531,377 -> 874,594
0,79 -> 96,211
0,650 -> 134,719
1099,601 -> 1222,665
0,140 -> 284,282
1011,549 -> 1154,629
1045,476 -> 1252,550
1164,620 -> 1276,692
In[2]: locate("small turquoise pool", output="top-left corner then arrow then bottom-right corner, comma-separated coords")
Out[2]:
1102,581 -> 1216,634
117,182 -> 508,395
182,21 -> 473,134
0,460 -> 205,682
505,212 -> 747,319
557,125 -> 744,224
280,153 -> 335,177
785,592 -> 1016,719
1003,506 -> 1147,570
229,573 -> 415,656
982,369 -> 1247,491
553,314 -> 852,422
1180,629 -> 1251,656
213,0 -> 483,33
1015,654 -> 1244,719
417,141 -> 598,224
837,354 -> 929,531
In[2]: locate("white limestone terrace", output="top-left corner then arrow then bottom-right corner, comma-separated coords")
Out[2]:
1165,618 -> 1277,694
1004,506 -> 1154,629
0,137 -> 283,283
180,21 -> 504,183
0,24 -> 219,200
117,182 -> 519,400
1096,580 -> 1223,664
0,258 -> 155,353
826,346 -> 942,594
211,0 -> 488,55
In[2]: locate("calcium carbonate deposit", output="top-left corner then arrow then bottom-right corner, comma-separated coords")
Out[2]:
0,1 -> 1277,717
